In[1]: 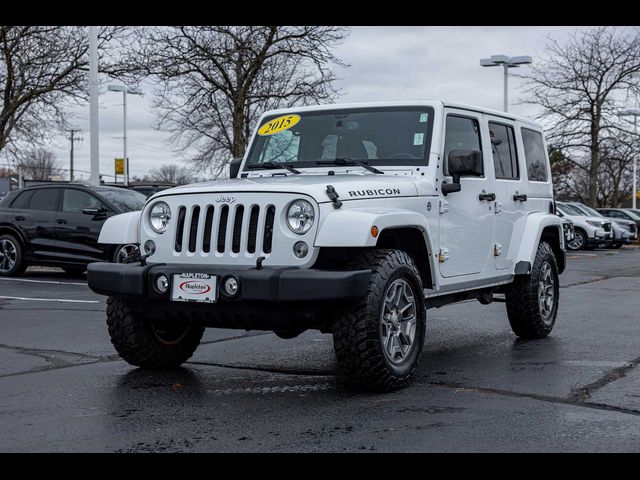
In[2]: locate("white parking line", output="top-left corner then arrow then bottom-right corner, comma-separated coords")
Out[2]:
0,296 -> 99,304
0,278 -> 87,286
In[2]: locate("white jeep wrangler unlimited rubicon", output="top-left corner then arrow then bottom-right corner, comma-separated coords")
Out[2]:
88,101 -> 565,391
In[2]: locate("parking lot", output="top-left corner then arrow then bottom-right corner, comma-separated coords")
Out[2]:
1,246 -> 640,452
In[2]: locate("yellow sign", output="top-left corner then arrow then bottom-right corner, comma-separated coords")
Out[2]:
258,114 -> 301,136
115,158 -> 124,175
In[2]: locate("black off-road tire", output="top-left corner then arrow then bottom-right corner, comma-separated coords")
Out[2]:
505,241 -> 559,339
0,233 -> 27,277
333,249 -> 426,392
106,296 -> 204,369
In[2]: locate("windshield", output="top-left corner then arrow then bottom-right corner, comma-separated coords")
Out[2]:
558,204 -> 584,216
245,107 -> 435,169
572,204 -> 602,217
96,188 -> 146,212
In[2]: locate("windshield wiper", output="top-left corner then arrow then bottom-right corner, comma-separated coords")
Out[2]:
247,162 -> 301,174
315,158 -> 384,175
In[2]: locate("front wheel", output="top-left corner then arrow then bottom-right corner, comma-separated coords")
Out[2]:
112,244 -> 141,264
566,230 -> 586,251
333,249 -> 426,392
610,242 -> 623,249
106,297 -> 204,369
505,241 -> 559,339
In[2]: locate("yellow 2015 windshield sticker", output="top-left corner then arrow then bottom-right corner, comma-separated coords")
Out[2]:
258,114 -> 301,136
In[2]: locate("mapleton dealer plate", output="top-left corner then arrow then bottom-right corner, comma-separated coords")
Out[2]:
171,273 -> 217,303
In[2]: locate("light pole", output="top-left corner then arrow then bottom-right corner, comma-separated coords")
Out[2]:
107,85 -> 143,186
480,55 -> 532,113
619,108 -> 640,209
89,26 -> 100,186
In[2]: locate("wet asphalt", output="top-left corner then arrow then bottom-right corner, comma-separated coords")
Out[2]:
1,246 -> 640,452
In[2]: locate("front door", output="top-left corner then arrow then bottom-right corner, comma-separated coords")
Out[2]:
486,117 -> 525,270
438,111 -> 495,278
54,189 -> 111,263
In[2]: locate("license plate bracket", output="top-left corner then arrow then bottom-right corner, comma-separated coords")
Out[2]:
170,273 -> 217,303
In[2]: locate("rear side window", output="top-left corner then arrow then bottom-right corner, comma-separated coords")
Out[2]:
28,189 -> 60,211
522,128 -> 548,182
10,190 -> 34,209
444,115 -> 483,175
489,122 -> 518,179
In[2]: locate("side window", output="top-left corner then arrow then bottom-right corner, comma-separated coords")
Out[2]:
444,115 -> 483,176
489,122 -> 519,179
10,190 -> 34,209
28,189 -> 60,211
62,189 -> 104,213
522,128 -> 548,182
258,130 -> 300,163
605,210 -> 623,219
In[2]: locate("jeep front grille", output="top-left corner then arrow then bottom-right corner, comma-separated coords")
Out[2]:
173,203 -> 276,256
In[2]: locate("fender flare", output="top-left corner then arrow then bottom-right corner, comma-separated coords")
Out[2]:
0,223 -> 27,246
514,212 -> 565,274
98,211 -> 141,245
315,207 -> 437,285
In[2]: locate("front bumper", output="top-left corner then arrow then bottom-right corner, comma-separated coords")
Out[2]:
87,262 -> 371,303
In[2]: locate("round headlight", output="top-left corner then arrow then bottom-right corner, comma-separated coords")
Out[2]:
286,199 -> 315,235
148,201 -> 171,234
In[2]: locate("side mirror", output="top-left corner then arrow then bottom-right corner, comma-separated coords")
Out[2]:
229,157 -> 243,179
441,149 -> 483,195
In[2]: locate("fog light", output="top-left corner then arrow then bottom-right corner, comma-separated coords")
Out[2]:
144,240 -> 156,256
155,274 -> 169,294
293,241 -> 308,258
223,276 -> 239,297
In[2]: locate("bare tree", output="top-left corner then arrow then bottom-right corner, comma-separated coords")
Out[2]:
148,163 -> 194,185
128,26 -> 349,177
16,149 -> 62,180
522,27 -> 640,206
0,26 -> 129,157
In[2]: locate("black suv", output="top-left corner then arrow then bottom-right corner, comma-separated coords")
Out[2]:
0,184 -> 146,276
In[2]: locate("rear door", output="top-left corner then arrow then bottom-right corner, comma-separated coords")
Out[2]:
485,117 -> 524,271
23,188 -> 62,261
55,188 -> 112,262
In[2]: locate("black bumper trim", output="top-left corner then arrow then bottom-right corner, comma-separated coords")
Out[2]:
87,262 -> 371,302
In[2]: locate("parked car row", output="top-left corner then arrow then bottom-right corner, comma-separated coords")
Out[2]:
0,183 -> 147,276
556,201 -> 639,251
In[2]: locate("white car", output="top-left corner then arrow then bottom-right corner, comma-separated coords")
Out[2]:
556,202 -> 613,250
88,100 -> 566,391
568,202 -> 637,249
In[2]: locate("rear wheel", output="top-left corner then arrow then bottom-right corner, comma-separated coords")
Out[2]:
332,249 -> 426,392
0,234 -> 26,277
505,241 -> 559,339
106,296 -> 204,369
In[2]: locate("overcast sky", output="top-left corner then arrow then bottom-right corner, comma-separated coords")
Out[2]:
46,26 -> 578,181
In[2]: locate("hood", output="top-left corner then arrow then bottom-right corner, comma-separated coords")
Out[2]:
148,173 -> 431,203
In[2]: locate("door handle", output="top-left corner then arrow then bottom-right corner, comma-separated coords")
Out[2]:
14,216 -> 25,221
513,193 -> 528,202
478,193 -> 496,201
57,218 -> 68,225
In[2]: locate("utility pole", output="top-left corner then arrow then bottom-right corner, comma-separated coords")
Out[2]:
89,26 -> 100,186
107,85 -> 143,186
618,108 -> 640,209
480,55 -> 533,113
67,129 -> 81,182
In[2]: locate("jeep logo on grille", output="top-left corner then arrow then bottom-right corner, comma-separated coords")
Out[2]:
215,195 -> 236,204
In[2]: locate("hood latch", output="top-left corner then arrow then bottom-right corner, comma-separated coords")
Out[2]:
326,185 -> 343,209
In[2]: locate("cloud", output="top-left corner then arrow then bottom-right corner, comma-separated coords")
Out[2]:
46,26 -> 580,180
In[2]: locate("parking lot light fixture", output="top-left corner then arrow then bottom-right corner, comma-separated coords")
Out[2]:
618,108 -> 640,209
480,55 -> 532,113
107,85 -> 144,187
